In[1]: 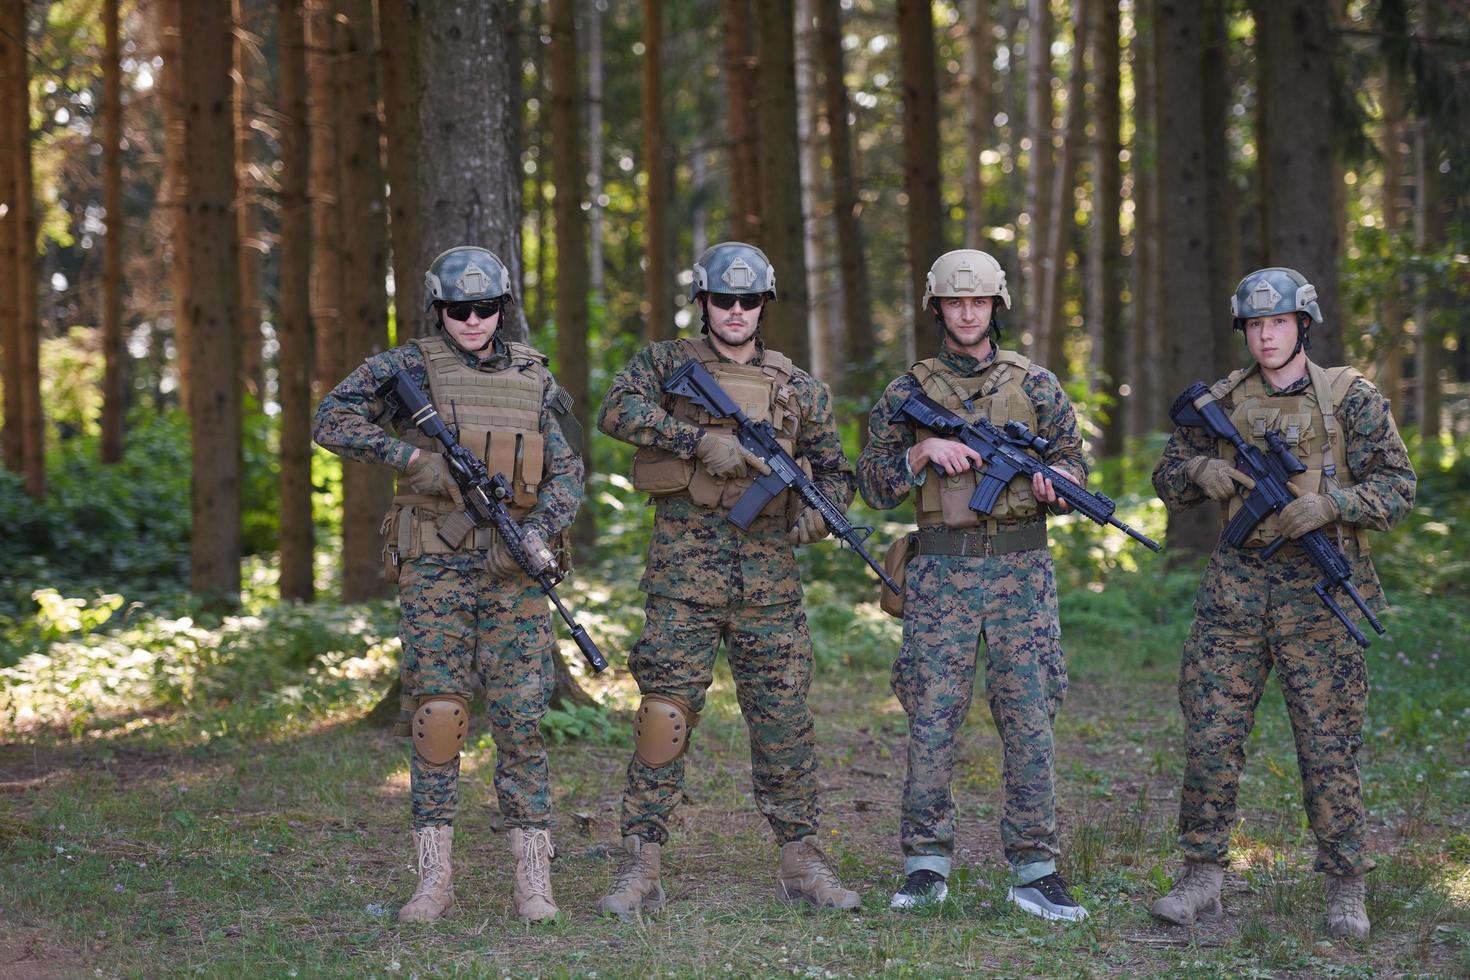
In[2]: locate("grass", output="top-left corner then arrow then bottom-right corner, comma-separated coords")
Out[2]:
3,458 -> 1470,976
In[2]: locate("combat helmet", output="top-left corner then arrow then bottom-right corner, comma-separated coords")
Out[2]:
423,245 -> 514,311
689,242 -> 777,301
924,249 -> 1011,341
1230,267 -> 1321,354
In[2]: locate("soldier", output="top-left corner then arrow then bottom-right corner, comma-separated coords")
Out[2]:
856,249 -> 1090,921
313,246 -> 586,924
1150,267 -> 1415,939
594,241 -> 861,921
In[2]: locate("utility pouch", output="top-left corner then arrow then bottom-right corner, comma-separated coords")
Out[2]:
880,532 -> 917,618
380,507 -> 405,584
630,447 -> 695,496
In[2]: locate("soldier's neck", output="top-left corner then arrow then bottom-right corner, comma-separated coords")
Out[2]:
1259,351 -> 1308,391
709,335 -> 758,364
944,336 -> 993,362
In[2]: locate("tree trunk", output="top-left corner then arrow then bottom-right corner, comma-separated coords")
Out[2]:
1130,0 -> 1163,436
1258,0 -> 1342,366
306,0 -> 342,400
234,0 -> 264,402
1038,0 -> 1088,372
179,0 -> 242,599
155,0 -> 193,415
101,0 -> 126,464
377,0 -> 421,337
1024,0 -> 1054,350
815,0 -> 872,396
0,1 -> 17,473
797,0 -> 837,386
1093,0 -> 1124,459
1156,0 -> 1217,558
724,0 -> 761,242
5,0 -> 42,496
641,0 -> 674,342
1376,58 -> 1407,417
586,0 -> 605,301
277,0 -> 314,603
1202,0 -> 1235,374
752,0 -> 811,367
963,0 -> 991,247
898,0 -> 943,359
1415,119 -> 1444,440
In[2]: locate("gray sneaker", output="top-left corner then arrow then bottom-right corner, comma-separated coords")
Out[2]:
1007,872 -> 1089,922
890,869 -> 949,909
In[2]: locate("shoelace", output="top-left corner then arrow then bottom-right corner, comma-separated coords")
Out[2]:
416,828 -> 448,890
522,830 -> 554,898
611,845 -> 650,890
900,870 -> 944,895
800,843 -> 842,886
1029,874 -> 1074,904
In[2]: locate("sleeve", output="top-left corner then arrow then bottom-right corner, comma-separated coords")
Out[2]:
794,373 -> 855,512
1151,423 -> 1217,513
1024,368 -> 1088,486
523,379 -> 587,540
856,374 -> 922,510
595,344 -> 705,457
1326,378 -> 1417,531
312,349 -> 422,470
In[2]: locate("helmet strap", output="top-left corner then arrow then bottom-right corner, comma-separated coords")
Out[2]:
1291,311 -> 1312,357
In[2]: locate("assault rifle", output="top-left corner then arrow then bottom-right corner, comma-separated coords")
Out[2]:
1169,381 -> 1384,648
376,370 -> 608,672
662,359 -> 900,593
892,392 -> 1161,552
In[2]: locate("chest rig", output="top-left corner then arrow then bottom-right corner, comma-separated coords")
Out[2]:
630,338 -> 806,518
910,350 -> 1039,529
1212,360 -> 1367,552
388,336 -> 550,559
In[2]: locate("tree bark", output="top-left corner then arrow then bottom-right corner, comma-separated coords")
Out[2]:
1038,0 -> 1088,372
277,0 -> 314,603
1024,0 -> 1054,350
797,0 -> 837,385
1202,0 -> 1235,374
5,0 -> 42,495
752,0 -> 811,367
101,0 -> 125,464
0,1 -> 17,473
377,0 -> 421,337
724,0 -> 761,242
1259,0 -> 1343,365
641,0 -> 674,342
179,0 -> 242,599
155,0 -> 193,415
898,0 -> 944,359
1092,0 -> 1124,458
815,0 -> 872,396
963,0 -> 991,247
306,0 -> 342,400
1129,0 -> 1163,436
234,0 -> 264,402
586,0 -> 605,300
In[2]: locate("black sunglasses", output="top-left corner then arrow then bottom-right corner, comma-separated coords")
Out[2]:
440,299 -> 503,321
706,292 -> 766,311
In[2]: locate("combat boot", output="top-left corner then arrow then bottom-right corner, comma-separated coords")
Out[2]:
598,834 -> 667,923
1325,873 -> 1370,940
509,827 -> 559,922
1150,861 -> 1224,925
777,837 -> 861,910
398,824 -> 454,923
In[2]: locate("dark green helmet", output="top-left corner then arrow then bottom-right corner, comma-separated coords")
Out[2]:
1230,267 -> 1322,329
423,246 -> 513,311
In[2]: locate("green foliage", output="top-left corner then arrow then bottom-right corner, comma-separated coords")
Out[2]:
537,702 -> 616,745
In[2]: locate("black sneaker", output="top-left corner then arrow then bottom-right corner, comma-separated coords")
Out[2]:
889,869 -> 949,909
1007,872 -> 1088,922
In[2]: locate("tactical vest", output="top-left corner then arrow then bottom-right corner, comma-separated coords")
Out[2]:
630,338 -> 806,519
387,336 -> 551,561
910,350 -> 1039,529
1211,359 -> 1369,553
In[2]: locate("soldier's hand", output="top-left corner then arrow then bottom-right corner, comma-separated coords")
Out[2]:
786,507 -> 830,546
486,528 -> 550,578
1186,455 -> 1256,502
909,437 -> 983,477
1278,493 -> 1340,539
696,431 -> 772,479
405,450 -> 463,504
1031,470 -> 1072,512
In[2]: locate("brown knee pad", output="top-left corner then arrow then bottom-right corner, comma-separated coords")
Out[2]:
633,694 -> 697,768
412,694 -> 471,765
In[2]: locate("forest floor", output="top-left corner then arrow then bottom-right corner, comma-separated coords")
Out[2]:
2,572 -> 1468,978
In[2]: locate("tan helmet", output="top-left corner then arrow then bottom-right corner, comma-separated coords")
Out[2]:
922,249 -> 1011,309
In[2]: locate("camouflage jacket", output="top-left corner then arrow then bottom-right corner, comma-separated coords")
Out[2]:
856,345 -> 1088,519
597,338 -> 855,606
312,335 -> 586,554
1152,370 -> 1416,533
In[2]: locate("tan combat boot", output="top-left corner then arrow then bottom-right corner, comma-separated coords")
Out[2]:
510,827 -> 559,923
1150,861 -> 1224,925
398,824 -> 454,923
1325,873 -> 1370,940
598,834 -> 667,923
777,837 -> 861,910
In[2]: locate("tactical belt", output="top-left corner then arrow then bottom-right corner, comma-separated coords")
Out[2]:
915,523 -> 1048,558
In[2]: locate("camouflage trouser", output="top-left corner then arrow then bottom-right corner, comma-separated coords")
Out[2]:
893,547 -> 1067,884
399,559 -> 557,830
1177,545 -> 1373,876
620,594 -> 819,846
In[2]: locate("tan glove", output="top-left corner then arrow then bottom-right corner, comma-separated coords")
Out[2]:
1186,455 -> 1256,502
486,528 -> 551,578
405,451 -> 462,504
786,507 -> 830,546
695,431 -> 772,479
1278,493 -> 1340,539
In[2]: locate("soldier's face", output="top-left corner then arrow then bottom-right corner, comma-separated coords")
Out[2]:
1244,313 -> 1299,370
441,303 -> 501,353
703,293 -> 762,349
939,296 -> 995,351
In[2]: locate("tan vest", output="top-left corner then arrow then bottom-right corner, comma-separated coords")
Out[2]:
911,350 -> 1039,529
1213,360 -> 1368,552
388,336 -> 551,560
630,338 -> 806,518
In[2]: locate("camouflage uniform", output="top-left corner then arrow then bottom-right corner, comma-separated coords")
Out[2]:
857,345 -> 1087,885
313,336 -> 584,830
598,338 -> 854,845
1152,364 -> 1415,875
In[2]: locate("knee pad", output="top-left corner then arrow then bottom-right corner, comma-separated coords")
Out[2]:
634,694 -> 696,768
412,694 -> 470,765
